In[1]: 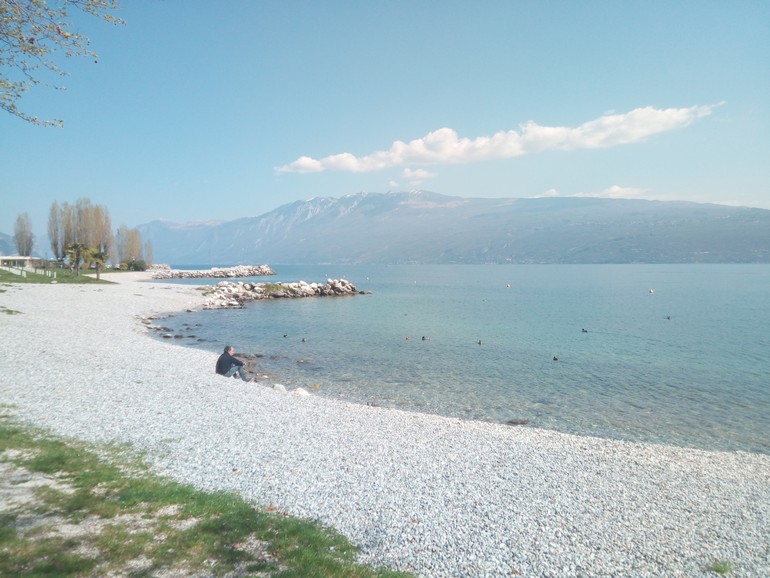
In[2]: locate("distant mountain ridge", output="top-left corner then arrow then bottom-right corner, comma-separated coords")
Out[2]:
0,232 -> 14,256
136,192 -> 770,265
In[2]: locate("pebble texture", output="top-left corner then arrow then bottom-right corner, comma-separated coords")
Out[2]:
1,273 -> 768,578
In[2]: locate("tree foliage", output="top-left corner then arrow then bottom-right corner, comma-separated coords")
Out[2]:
88,248 -> 107,278
0,0 -> 122,126
45,198 -> 149,269
115,224 -> 141,263
47,200 -> 62,259
143,238 -> 154,267
74,197 -> 112,253
124,258 -> 146,271
48,198 -> 112,261
13,211 -> 34,255
65,241 -> 86,275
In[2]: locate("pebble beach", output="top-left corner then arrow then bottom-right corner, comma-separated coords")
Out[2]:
1,273 -> 768,578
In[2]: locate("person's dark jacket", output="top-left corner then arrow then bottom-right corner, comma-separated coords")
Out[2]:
216,352 -> 244,375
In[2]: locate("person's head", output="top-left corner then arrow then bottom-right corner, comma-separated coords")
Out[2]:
224,345 -> 234,354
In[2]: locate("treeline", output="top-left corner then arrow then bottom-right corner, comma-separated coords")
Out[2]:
12,198 -> 153,274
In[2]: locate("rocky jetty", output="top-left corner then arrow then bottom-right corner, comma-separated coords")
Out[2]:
150,264 -> 276,279
202,278 -> 368,309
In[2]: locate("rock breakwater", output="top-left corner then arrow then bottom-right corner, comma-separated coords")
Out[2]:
151,265 -> 275,279
203,278 -> 369,309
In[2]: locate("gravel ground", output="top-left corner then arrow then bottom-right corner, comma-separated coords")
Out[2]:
1,273 -> 768,578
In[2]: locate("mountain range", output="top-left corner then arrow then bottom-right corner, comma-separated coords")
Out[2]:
135,191 -> 770,265
3,192 -> 769,265
0,232 -> 13,256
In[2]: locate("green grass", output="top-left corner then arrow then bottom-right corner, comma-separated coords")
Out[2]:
0,414 -> 413,578
707,559 -> 733,574
0,266 -> 138,284
261,283 -> 285,296
0,268 -> 114,284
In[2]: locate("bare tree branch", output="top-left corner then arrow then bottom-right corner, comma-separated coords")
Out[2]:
0,0 -> 122,126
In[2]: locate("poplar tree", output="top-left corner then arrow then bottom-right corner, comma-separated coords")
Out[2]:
13,212 -> 34,256
116,224 -> 142,263
143,239 -> 154,267
61,201 -> 76,252
48,198 -> 114,263
47,201 -> 63,260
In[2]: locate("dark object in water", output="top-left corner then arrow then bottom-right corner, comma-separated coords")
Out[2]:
506,418 -> 530,426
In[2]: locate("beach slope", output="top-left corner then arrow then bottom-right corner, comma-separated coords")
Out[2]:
1,273 -> 768,577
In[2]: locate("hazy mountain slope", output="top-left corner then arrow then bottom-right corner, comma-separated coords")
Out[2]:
136,192 -> 770,265
0,233 -> 14,256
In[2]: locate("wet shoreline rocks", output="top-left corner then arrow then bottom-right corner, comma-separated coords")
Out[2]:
202,278 -> 369,309
150,264 -> 276,279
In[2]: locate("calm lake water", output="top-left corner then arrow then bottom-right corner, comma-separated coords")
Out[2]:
155,264 -> 770,454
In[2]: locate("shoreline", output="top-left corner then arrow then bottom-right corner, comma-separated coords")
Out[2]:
1,272 -> 769,577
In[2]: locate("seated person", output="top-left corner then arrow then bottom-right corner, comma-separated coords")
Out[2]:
215,345 -> 249,381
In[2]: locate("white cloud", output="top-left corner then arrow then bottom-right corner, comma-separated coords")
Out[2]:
278,155 -> 325,174
531,188 -> 560,198
275,104 -> 719,174
402,168 -> 437,180
389,168 -> 438,189
531,185 -> 650,201
573,185 -> 648,200
603,185 -> 647,199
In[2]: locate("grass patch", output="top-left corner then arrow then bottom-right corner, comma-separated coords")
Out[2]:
0,415 -> 412,578
0,268 -> 114,285
0,305 -> 21,315
707,559 -> 733,574
261,283 -> 291,296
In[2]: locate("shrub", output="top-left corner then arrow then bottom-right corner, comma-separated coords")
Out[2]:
124,259 -> 147,271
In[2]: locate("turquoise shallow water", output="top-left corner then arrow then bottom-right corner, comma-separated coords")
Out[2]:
157,264 -> 770,454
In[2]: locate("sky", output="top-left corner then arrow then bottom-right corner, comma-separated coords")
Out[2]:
1,0 -> 769,237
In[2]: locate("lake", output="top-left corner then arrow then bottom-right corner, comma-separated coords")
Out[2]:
155,264 -> 770,454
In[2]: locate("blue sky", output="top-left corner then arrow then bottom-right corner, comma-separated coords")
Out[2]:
1,0 -> 769,237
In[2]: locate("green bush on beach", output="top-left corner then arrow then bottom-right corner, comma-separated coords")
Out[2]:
121,259 -> 148,271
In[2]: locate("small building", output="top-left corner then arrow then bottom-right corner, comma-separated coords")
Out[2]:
0,255 -> 36,268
